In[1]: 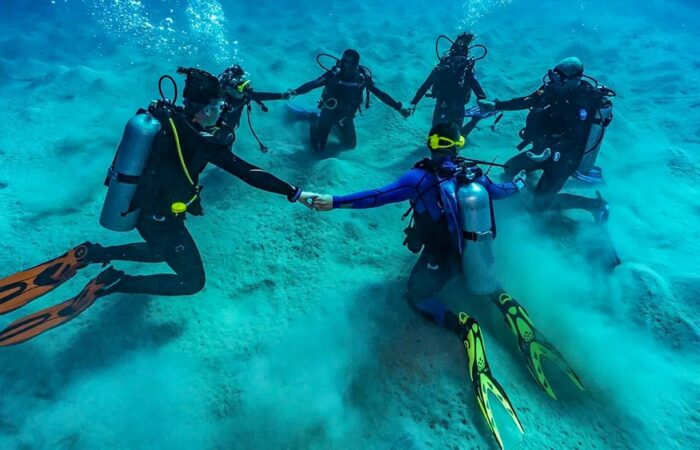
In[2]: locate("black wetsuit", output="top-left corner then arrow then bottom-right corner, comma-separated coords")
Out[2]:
497,82 -> 605,211
411,55 -> 486,133
218,90 -> 285,143
94,106 -> 299,297
293,66 -> 403,151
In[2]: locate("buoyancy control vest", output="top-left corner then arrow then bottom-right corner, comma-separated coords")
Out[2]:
319,66 -> 372,116
402,159 -> 496,255
100,101 -> 203,231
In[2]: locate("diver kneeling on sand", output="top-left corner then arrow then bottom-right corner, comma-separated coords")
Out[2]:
407,32 -> 493,137
309,123 -> 584,450
0,68 -> 317,346
285,49 -> 412,151
217,63 -> 292,153
479,57 -> 616,214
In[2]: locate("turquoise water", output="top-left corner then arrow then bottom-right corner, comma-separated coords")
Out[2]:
0,0 -> 698,448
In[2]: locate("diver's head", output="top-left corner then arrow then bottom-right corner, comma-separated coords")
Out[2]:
339,49 -> 360,76
545,57 -> 584,95
218,64 -> 251,100
450,32 -> 475,57
178,67 -> 223,127
427,122 -> 465,160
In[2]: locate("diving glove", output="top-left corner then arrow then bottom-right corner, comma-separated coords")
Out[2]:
512,170 -> 527,191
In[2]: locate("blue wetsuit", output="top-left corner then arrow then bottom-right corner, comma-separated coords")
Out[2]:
333,157 -> 519,334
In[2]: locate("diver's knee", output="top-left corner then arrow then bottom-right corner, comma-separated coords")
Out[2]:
180,272 -> 206,295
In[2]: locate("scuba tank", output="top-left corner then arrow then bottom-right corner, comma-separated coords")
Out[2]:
100,75 -> 177,232
100,112 -> 161,231
457,182 -> 501,295
574,98 -> 613,182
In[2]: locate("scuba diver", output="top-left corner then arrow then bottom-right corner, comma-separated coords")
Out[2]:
408,33 -> 490,137
217,64 -> 290,153
0,67 -> 316,346
478,57 -> 616,221
286,49 -> 411,151
311,123 -> 584,450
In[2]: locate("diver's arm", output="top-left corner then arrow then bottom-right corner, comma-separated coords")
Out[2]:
332,170 -> 425,209
467,71 -> 487,100
367,80 -> 403,111
292,73 -> 329,96
410,70 -> 436,105
250,91 -> 285,102
494,87 -> 545,111
476,175 -> 520,200
208,149 -> 300,200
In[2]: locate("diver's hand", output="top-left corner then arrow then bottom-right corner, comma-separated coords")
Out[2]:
297,191 -> 320,209
512,170 -> 527,191
399,107 -> 412,119
526,148 -> 552,162
285,89 -> 297,99
478,100 -> 497,113
407,103 -> 417,116
312,194 -> 334,211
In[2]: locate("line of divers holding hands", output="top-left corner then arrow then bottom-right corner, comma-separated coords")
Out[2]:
1,33 -> 618,449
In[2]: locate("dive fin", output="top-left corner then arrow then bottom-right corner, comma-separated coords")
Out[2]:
0,267 -> 123,346
493,293 -> 585,399
285,103 -> 317,121
464,105 -> 500,119
460,312 -> 524,450
0,242 -> 94,315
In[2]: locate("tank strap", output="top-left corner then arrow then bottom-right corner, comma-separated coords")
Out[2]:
113,171 -> 140,185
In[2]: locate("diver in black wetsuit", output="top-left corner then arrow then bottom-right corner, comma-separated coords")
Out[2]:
479,57 -> 614,222
217,64 -> 291,152
408,33 -> 488,136
0,67 -> 317,346
287,49 -> 411,151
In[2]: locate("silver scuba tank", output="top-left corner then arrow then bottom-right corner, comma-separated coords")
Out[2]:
99,113 -> 161,232
576,101 -> 613,179
457,182 -> 501,296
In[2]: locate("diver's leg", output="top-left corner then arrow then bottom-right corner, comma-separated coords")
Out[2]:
89,242 -> 165,264
310,110 -> 334,151
533,157 -> 606,220
504,151 -> 542,178
105,217 -> 205,296
405,248 -> 462,334
460,117 -> 480,137
338,117 -> 357,149
432,102 -> 451,126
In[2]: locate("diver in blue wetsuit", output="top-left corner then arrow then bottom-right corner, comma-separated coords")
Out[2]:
312,123 -> 585,449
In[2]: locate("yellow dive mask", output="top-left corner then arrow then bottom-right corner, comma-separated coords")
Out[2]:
428,134 -> 466,150
236,79 -> 251,93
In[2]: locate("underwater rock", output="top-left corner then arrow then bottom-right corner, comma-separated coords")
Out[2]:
616,263 -> 700,350
666,146 -> 700,177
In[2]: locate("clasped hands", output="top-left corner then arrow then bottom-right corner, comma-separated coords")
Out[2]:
297,192 -> 333,211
